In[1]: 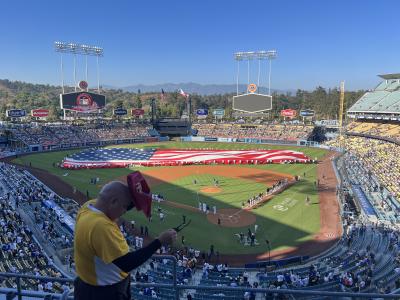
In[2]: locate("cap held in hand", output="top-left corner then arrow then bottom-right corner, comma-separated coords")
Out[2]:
127,171 -> 152,218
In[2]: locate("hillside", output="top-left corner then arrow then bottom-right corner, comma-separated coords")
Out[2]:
0,79 -> 365,120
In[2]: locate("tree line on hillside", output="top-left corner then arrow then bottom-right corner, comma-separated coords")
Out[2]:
0,79 -> 366,121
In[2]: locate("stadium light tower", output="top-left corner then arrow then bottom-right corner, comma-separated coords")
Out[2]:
54,41 -> 104,93
234,50 -> 277,95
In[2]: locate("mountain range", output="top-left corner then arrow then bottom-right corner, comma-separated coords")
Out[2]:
104,82 -> 295,95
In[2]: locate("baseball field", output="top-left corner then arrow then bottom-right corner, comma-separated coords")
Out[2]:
13,141 -> 341,263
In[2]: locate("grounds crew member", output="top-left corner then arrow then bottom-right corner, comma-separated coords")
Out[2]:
74,172 -> 177,300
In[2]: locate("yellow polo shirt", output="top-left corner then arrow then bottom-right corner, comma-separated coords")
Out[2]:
74,200 -> 129,286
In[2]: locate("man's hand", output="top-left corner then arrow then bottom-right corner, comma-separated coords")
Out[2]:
157,229 -> 177,245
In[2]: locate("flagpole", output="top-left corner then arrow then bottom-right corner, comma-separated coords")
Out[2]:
188,95 -> 191,125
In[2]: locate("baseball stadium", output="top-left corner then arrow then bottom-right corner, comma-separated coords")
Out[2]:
1,8 -> 400,298
1,69 -> 400,299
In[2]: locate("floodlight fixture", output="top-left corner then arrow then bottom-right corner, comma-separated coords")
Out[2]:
54,40 -> 104,105
234,49 -> 278,97
234,50 -> 277,61
54,41 -> 104,56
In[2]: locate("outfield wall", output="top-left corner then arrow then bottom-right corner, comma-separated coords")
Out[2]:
181,136 -> 298,145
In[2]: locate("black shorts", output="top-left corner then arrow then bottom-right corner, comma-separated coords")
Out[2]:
74,276 -> 131,300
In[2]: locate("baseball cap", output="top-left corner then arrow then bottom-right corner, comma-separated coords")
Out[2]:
126,171 -> 152,218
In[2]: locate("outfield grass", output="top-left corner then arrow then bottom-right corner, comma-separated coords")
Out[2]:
154,174 -> 268,208
13,141 -> 326,254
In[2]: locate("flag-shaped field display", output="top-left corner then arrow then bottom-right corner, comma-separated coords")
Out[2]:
61,148 -> 312,169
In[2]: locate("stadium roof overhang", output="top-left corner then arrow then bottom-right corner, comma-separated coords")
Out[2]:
378,73 -> 400,80
348,110 -> 400,114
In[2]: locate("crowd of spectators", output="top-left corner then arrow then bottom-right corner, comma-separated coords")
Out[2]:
84,124 -> 151,140
0,163 -> 77,266
254,204 -> 400,297
327,136 -> 400,201
128,179 -> 400,297
1,155 -> 400,297
192,123 -> 313,141
1,162 -> 79,220
3,120 -> 400,297
338,152 -> 400,223
0,194 -> 70,293
346,121 -> 400,142
0,146 -> 16,159
8,123 -> 152,148
12,126 -> 59,147
130,242 -> 200,299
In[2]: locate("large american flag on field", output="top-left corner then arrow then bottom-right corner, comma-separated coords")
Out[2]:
62,148 -> 312,169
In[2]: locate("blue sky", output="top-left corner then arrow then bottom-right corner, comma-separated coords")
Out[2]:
0,0 -> 399,91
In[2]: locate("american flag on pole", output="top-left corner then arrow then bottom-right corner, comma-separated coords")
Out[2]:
160,89 -> 166,101
179,88 -> 189,99
62,148 -> 312,169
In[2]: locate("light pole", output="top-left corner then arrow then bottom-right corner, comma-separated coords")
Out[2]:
268,55 -> 273,95
265,239 -> 271,270
234,50 -> 277,95
54,41 -> 104,93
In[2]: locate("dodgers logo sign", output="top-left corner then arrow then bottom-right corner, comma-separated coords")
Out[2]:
300,109 -> 315,117
7,109 -> 26,118
196,109 -> 208,119
114,108 -> 128,116
213,109 -> 225,116
196,109 -> 208,116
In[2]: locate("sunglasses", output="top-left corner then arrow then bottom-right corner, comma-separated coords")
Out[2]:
174,220 -> 192,232
126,201 -> 135,211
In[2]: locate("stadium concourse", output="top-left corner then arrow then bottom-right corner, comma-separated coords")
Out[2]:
1,121 -> 400,299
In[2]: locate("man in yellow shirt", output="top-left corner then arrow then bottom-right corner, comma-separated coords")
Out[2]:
74,179 -> 177,300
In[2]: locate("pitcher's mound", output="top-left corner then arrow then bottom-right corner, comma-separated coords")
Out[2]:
201,186 -> 222,194
207,208 -> 256,228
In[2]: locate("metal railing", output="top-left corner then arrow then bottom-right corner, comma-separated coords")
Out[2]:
0,273 -> 73,300
2,255 -> 400,299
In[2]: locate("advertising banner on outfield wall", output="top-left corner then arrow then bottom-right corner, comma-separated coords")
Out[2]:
132,109 -> 145,116
145,137 -> 158,142
217,137 -> 233,142
113,108 -> 128,116
213,109 -> 225,116
204,137 -> 217,142
191,136 -> 205,142
261,139 -> 274,143
60,92 -> 106,112
300,109 -> 315,117
196,109 -> 208,119
280,109 -> 297,118
31,109 -> 49,118
245,138 -> 261,144
7,109 -> 26,118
